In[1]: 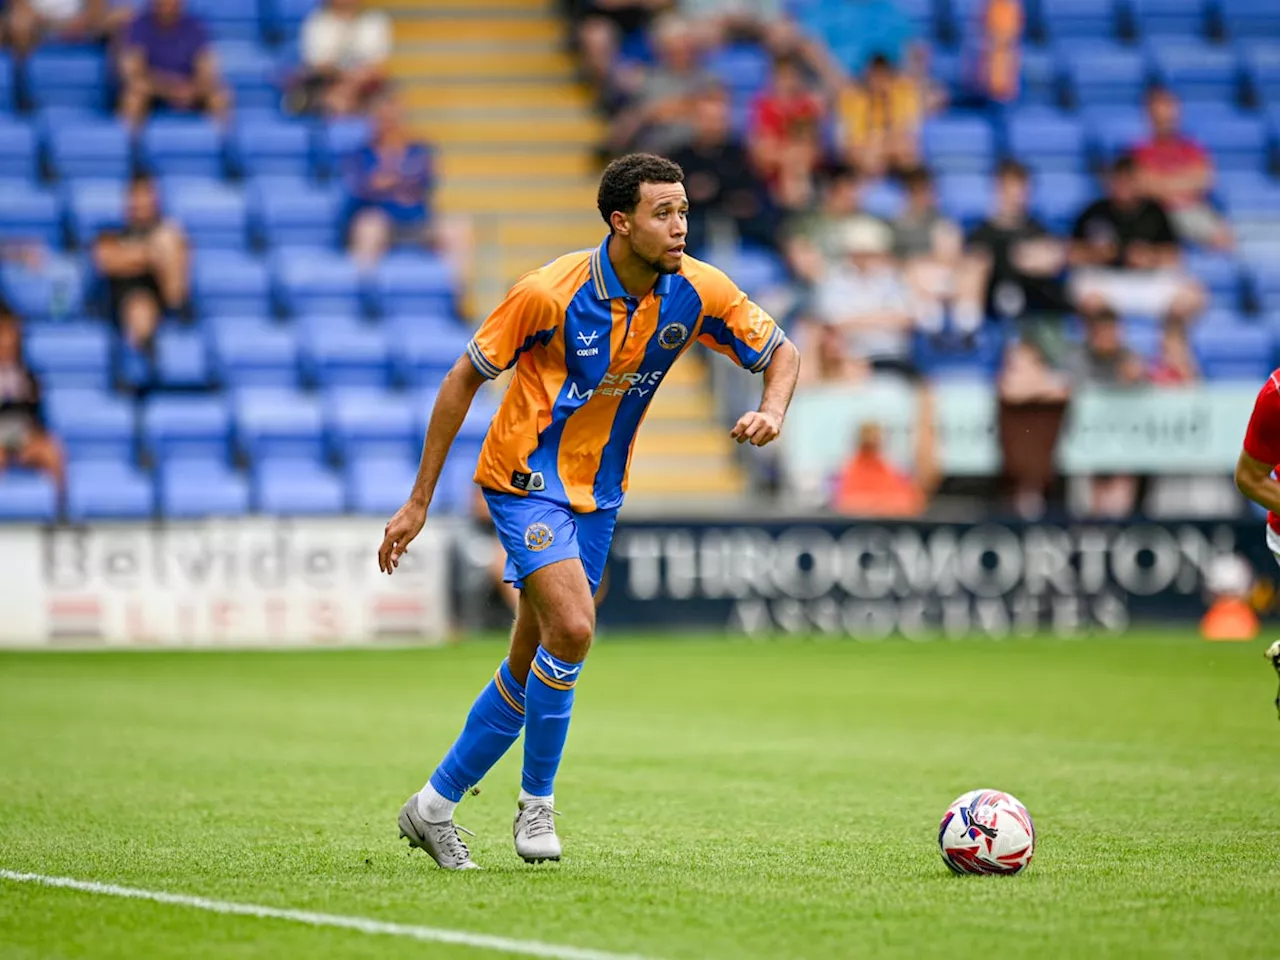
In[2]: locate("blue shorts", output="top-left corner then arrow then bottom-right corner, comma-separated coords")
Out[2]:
482,490 -> 618,595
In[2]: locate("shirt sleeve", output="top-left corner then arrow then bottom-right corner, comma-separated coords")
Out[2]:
694,264 -> 787,373
466,274 -> 559,379
1243,377 -> 1280,465
1150,202 -> 1177,246
358,12 -> 392,65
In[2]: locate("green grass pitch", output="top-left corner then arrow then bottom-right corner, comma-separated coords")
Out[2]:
1,630 -> 1278,959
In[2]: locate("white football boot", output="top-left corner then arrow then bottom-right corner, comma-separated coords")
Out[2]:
513,800 -> 561,863
398,793 -> 480,870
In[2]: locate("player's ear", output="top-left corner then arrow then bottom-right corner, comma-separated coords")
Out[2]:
610,210 -> 631,238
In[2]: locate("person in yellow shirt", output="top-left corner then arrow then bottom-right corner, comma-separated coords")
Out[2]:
837,54 -> 923,178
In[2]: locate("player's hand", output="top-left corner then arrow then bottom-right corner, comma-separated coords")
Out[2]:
730,410 -> 782,447
378,499 -> 427,575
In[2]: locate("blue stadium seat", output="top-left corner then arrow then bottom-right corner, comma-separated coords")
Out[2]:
710,247 -> 786,298
0,182 -> 60,248
1019,48 -> 1061,107
922,114 -> 994,174
0,52 -> 13,113
1040,0 -> 1119,40
272,249 -> 360,314
937,172 -> 992,224
1182,112 -> 1267,171
318,117 -> 372,176
232,119 -> 313,178
914,325 -> 1004,378
370,253 -> 456,317
254,457 -> 345,515
345,454 -> 418,515
300,317 -> 392,388
140,118 -> 225,179
143,394 -> 232,461
23,322 -> 109,390
155,327 -> 212,388
1032,171 -> 1096,231
265,0 -> 320,42
444,399 -> 494,469
0,119 -> 37,182
25,49 -> 108,110
1185,251 -> 1244,308
707,44 -> 771,100
164,180 -> 249,249
433,452 -> 479,516
1119,317 -> 1163,361
1,258 -> 85,321
390,319 -> 471,388
860,179 -> 905,220
1240,41 -> 1280,107
188,0 -> 263,42
325,388 -> 419,461
1220,0 -> 1280,40
1147,39 -> 1241,103
66,460 -> 154,521
1082,105 -> 1147,160
1128,0 -> 1208,38
48,120 -> 132,182
254,179 -> 342,248
1007,108 -> 1087,171
192,251 -> 272,316
218,42 -> 279,110
0,471 -> 59,522
1061,44 -> 1149,107
1191,314 -> 1275,380
43,389 -> 135,462
236,389 -> 324,460
159,458 -> 251,518
65,180 -> 126,247
212,320 -> 301,388
1220,175 -> 1280,217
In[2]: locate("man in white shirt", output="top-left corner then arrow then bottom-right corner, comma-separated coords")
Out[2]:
4,0 -> 127,56
295,0 -> 390,116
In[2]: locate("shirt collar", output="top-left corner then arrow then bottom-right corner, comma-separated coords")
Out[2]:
590,236 -> 675,300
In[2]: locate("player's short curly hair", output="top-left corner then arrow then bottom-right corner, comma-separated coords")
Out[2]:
597,153 -> 684,232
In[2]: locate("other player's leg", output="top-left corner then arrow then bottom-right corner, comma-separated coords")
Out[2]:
400,597 -> 540,870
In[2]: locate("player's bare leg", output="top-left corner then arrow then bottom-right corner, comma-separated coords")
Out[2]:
509,559 -> 595,863
401,597 -> 542,869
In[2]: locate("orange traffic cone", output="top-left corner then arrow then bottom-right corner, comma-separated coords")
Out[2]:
1200,598 -> 1259,642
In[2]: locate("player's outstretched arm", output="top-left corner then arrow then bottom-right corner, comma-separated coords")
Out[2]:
1234,450 -> 1280,515
378,355 -> 487,574
731,338 -> 800,447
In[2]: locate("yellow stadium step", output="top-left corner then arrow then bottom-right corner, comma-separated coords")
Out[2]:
405,84 -> 592,112
394,19 -> 563,44
388,50 -> 574,80
408,116 -> 604,145
437,182 -> 597,214
438,151 -> 595,181
497,216 -> 603,246
633,426 -> 735,457
626,464 -> 748,496
377,0 -> 551,10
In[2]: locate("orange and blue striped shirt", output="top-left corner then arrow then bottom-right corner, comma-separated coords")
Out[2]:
466,237 -> 787,513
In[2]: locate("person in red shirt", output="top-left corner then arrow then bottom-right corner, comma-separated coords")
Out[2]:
1133,86 -> 1233,251
1236,371 -> 1280,556
748,54 -> 825,198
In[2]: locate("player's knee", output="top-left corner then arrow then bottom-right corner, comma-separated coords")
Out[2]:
545,609 -> 595,662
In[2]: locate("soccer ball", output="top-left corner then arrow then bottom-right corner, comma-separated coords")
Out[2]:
938,789 -> 1035,875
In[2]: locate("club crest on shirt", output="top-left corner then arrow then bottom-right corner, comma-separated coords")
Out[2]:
524,522 -> 554,552
658,321 -> 689,350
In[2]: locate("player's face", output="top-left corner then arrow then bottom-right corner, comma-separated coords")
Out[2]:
626,181 -> 689,275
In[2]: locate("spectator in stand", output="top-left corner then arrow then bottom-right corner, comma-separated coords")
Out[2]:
678,0 -> 797,51
0,306 -> 64,495
92,174 -> 189,355
668,86 -> 777,255
808,216 -> 919,382
748,54 -> 827,210
292,0 -> 390,117
1073,305 -> 1145,387
836,53 -> 924,179
2,0 -> 129,57
343,91 -> 435,269
1133,86 -> 1233,252
968,160 -> 1073,359
995,338 -> 1070,520
606,13 -> 714,155
784,163 -> 888,285
118,0 -> 229,128
963,0 -> 1023,104
894,166 -> 985,339
831,387 -> 938,517
1148,324 -> 1199,385
1070,155 -> 1206,329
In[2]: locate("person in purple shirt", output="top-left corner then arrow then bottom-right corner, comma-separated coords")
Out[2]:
118,0 -> 229,127
344,91 -> 437,268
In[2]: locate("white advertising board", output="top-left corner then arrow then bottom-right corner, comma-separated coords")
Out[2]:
0,517 -> 449,648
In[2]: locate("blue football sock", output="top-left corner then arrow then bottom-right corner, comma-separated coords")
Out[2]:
427,659 -> 525,804
523,646 -> 583,797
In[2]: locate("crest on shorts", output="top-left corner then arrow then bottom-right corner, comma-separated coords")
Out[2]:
658,321 -> 689,350
524,522 -> 554,552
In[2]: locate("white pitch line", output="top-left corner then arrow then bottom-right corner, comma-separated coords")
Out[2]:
0,869 -> 658,960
